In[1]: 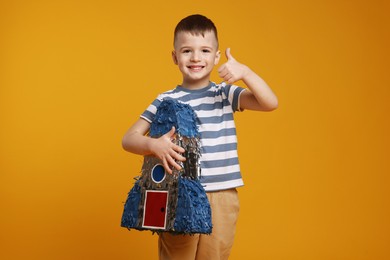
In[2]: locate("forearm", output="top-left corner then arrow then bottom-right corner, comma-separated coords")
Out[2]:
241,67 -> 278,111
122,118 -> 155,156
122,119 -> 186,173
122,130 -> 154,156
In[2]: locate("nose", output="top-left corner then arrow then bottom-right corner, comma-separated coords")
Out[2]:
190,51 -> 200,62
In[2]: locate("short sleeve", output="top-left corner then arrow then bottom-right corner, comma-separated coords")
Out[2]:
221,83 -> 246,112
140,95 -> 163,123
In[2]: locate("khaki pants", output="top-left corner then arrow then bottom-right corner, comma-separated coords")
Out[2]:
158,189 -> 240,260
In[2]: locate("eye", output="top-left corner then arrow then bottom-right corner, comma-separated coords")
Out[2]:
182,49 -> 191,53
202,49 -> 211,53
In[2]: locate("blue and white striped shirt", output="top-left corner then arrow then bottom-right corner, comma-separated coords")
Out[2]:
141,82 -> 246,191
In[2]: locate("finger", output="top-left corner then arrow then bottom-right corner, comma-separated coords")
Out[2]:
218,67 -> 229,78
171,149 -> 186,161
162,158 -> 173,174
173,144 -> 185,154
219,71 -> 229,80
221,72 -> 232,81
223,73 -> 235,84
167,155 -> 182,171
225,48 -> 235,61
227,77 -> 236,84
217,63 -> 226,73
165,126 -> 176,137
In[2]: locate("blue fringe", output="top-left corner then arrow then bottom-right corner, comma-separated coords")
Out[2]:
174,178 -> 212,234
150,99 -> 199,138
121,180 -> 142,229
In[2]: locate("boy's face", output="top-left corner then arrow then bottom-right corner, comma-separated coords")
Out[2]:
172,31 -> 220,89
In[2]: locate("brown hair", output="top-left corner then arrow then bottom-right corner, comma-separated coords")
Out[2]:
174,14 -> 218,47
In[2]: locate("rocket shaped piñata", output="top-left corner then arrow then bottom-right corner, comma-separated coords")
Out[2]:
121,99 -> 212,234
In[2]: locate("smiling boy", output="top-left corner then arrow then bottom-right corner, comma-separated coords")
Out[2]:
122,14 -> 278,260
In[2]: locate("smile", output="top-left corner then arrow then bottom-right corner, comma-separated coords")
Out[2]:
187,65 -> 205,71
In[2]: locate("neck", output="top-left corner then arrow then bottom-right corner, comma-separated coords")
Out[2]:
181,79 -> 211,90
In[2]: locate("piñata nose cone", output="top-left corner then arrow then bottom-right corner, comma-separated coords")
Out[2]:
150,99 -> 199,138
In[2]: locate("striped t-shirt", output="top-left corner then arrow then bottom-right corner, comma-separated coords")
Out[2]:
141,82 -> 246,191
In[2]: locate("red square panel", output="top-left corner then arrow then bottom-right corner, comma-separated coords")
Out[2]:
142,190 -> 168,229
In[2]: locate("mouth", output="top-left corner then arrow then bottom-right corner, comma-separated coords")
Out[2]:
187,65 -> 205,72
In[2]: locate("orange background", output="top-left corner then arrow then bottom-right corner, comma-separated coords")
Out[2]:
1,0 -> 389,259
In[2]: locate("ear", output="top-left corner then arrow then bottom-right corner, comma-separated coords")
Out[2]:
214,50 -> 221,65
172,50 -> 178,65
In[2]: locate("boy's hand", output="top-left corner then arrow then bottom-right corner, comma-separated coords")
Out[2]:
150,126 -> 186,174
218,48 -> 250,84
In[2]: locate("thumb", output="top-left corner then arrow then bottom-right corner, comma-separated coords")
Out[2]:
166,126 -> 176,137
225,47 -> 235,61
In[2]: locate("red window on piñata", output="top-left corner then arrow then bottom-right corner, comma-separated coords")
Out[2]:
142,190 -> 168,229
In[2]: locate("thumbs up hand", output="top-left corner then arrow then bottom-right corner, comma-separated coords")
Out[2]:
218,48 -> 250,84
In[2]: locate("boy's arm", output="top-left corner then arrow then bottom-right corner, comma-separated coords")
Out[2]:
218,48 -> 278,111
122,118 -> 186,174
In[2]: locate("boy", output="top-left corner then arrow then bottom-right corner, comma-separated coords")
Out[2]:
122,14 -> 278,260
